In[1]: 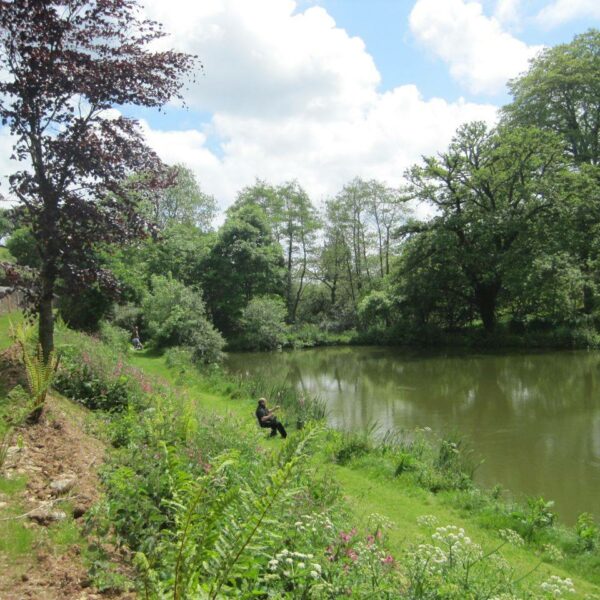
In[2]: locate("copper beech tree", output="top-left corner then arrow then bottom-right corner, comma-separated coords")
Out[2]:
0,0 -> 196,360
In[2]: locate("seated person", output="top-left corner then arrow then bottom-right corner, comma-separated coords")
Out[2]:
255,397 -> 287,438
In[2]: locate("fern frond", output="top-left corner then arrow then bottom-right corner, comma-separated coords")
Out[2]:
208,426 -> 319,599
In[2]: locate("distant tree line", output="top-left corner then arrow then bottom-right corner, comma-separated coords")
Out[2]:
2,26 -> 599,356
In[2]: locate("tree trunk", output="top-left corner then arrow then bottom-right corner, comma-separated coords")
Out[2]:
38,275 -> 55,362
474,283 -> 499,333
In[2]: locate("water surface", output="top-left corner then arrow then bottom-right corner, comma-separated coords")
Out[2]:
226,346 -> 600,523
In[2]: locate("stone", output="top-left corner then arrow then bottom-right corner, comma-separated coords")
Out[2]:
50,477 -> 76,495
28,507 -> 67,525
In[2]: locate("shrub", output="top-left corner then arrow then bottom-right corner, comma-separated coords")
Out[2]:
98,321 -> 131,354
54,332 -> 150,412
237,295 -> 288,351
142,275 -> 224,362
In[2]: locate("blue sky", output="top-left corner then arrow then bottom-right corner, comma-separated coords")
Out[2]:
2,0 -> 599,210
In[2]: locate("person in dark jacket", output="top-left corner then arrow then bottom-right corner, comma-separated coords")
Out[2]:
255,398 -> 287,438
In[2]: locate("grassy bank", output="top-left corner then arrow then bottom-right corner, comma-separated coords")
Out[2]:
2,317 -> 599,597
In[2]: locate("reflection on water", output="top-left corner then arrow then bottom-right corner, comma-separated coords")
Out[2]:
226,347 -> 600,524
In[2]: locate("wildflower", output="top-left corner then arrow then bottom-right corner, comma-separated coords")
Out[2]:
542,543 -> 564,562
540,575 -> 575,597
298,562 -> 305,569
417,514 -> 439,529
381,554 -> 394,565
310,570 -> 319,579
499,528 -> 525,547
346,549 -> 359,562
285,558 -> 293,565
311,563 -> 321,574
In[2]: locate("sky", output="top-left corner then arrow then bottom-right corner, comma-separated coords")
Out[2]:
1,0 -> 599,213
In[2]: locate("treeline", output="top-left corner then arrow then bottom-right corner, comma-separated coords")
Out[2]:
3,29 -> 600,355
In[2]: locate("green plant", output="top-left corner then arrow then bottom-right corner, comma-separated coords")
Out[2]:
511,497 -> 556,543
236,295 -> 288,351
9,322 -> 58,422
334,431 -> 373,465
576,512 -> 598,552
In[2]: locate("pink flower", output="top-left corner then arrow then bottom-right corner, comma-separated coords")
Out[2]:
339,528 -> 357,544
346,549 -> 359,562
381,554 -> 394,565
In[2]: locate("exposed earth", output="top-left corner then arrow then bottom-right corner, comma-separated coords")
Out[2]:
0,348 -> 134,600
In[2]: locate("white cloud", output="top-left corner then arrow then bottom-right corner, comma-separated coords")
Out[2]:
137,0 -> 499,209
536,0 -> 600,28
0,1 -> 501,214
494,0 -> 522,27
409,0 -> 542,95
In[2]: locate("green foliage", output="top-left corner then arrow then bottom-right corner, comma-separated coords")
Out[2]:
202,203 -> 285,334
12,321 -> 58,421
334,431 -> 373,465
0,385 -> 30,470
57,285 -> 114,332
98,321 -> 131,354
576,513 -> 598,552
5,227 -> 40,268
54,331 -> 151,412
508,497 -> 556,543
357,289 -> 393,330
142,274 -> 224,363
236,295 -> 288,351
504,28 -> 600,166
139,164 -> 217,231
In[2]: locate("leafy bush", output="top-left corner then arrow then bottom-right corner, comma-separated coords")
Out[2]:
236,295 -> 288,351
54,331 -> 151,412
142,275 -> 224,363
57,285 -> 114,332
98,321 -> 131,354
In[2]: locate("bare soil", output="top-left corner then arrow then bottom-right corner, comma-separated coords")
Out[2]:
0,352 -> 135,600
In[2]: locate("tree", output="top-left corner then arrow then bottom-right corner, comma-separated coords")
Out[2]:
504,31 -> 600,313
0,0 -> 195,359
407,122 -> 568,332
202,204 -> 285,334
504,29 -> 600,166
365,180 -> 410,277
238,296 -> 288,351
140,164 -> 217,231
234,180 -> 320,323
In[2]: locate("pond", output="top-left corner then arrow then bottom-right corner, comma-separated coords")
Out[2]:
225,346 -> 600,524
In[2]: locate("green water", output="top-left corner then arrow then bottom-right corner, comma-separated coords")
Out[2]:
226,346 -> 600,523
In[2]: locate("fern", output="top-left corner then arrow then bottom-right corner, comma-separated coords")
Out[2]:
208,426 -> 318,599
11,321 -> 59,420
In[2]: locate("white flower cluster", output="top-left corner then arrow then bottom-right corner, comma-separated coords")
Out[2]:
431,526 -> 484,563
267,548 -> 323,582
412,543 -> 448,574
294,513 -> 334,534
540,575 -> 575,597
417,514 -> 440,529
499,528 -> 525,547
367,512 -> 394,531
542,543 -> 565,562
